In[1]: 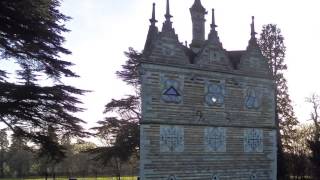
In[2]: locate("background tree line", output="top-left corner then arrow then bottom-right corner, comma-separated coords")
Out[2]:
0,131 -> 138,179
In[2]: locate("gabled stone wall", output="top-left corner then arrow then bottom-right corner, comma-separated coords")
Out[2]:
139,1 -> 276,179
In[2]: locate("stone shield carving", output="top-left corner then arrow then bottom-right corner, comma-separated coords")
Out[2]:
245,88 -> 261,109
211,174 -> 220,180
161,79 -> 183,104
160,126 -> 184,152
167,175 -> 176,180
205,83 -> 225,106
244,129 -> 263,152
204,127 -> 226,152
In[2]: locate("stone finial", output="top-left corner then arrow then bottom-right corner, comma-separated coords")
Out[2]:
162,0 -> 174,33
247,16 -> 260,49
251,16 -> 257,38
165,0 -> 173,20
208,9 -> 222,47
143,3 -> 159,53
150,3 -> 158,26
210,9 -> 217,30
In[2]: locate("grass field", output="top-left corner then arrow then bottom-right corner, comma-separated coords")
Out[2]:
0,177 -> 137,180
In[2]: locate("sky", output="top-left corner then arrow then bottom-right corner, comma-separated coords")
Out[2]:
59,0 -> 320,129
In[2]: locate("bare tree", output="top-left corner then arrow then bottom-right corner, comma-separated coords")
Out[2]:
306,93 -> 320,179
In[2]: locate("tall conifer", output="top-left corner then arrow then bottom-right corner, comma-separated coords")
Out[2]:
0,0 -> 87,155
258,24 -> 299,180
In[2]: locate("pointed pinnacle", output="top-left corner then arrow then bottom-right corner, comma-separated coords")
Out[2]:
251,16 -> 257,37
211,9 -> 217,30
150,3 -> 157,25
165,0 -> 172,20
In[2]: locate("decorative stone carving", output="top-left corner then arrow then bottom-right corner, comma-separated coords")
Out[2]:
244,129 -> 263,152
226,77 -> 239,86
205,83 -> 225,106
161,79 -> 183,104
245,87 -> 260,109
167,175 -> 176,180
211,174 -> 220,180
195,110 -> 205,121
209,50 -> 217,62
160,126 -> 184,152
250,173 -> 257,180
204,127 -> 226,152
162,43 -> 175,56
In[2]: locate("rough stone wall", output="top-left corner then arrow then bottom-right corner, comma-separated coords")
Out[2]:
140,62 -> 276,180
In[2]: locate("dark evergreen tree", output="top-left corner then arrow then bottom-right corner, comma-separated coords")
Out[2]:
0,0 -> 87,156
90,48 -> 141,178
258,24 -> 299,180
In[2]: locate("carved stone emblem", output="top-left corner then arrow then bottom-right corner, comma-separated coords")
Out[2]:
167,175 -> 176,180
161,79 -> 183,104
205,83 -> 225,106
209,50 -> 217,62
211,174 -> 220,180
244,129 -> 263,152
162,44 -> 175,56
195,110 -> 205,122
245,88 -> 260,109
160,126 -> 184,152
250,173 -> 257,180
204,127 -> 226,152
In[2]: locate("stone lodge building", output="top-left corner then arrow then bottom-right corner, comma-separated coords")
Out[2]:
139,0 -> 276,179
